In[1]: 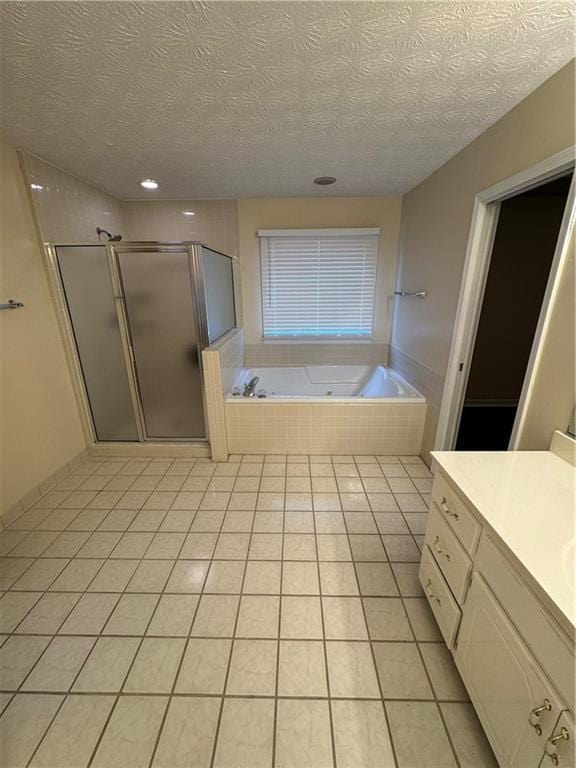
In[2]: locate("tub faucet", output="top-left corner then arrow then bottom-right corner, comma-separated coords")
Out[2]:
243,376 -> 260,397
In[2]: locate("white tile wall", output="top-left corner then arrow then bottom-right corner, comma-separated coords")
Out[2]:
203,329 -> 245,461
21,153 -> 125,243
389,347 -> 444,463
123,200 -> 239,257
226,401 -> 426,455
244,343 -> 389,368
21,153 -> 239,258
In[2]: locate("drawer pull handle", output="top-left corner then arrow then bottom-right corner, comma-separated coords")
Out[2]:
433,536 -> 451,561
440,497 -> 459,519
425,578 -> 442,606
532,699 -> 552,717
546,727 -> 569,765
548,727 -> 569,746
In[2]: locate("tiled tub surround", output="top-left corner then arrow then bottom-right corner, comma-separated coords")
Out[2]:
203,329 -> 245,462
226,366 -> 426,456
245,341 -> 390,367
0,453 -> 496,768
227,401 -> 426,455
389,346 -> 445,464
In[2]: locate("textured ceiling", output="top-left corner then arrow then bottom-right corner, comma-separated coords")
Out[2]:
1,1 -> 574,198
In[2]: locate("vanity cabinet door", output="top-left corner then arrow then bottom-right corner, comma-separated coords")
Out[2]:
455,574 -> 563,767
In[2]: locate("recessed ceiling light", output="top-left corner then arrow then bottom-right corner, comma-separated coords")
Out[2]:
30,183 -> 43,190
182,210 -> 195,216
313,176 -> 337,186
140,179 -> 159,190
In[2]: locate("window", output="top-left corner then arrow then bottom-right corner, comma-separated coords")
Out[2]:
259,228 -> 379,339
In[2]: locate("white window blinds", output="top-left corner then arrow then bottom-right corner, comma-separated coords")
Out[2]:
259,229 -> 379,339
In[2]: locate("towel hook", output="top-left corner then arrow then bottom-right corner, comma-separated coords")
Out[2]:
0,299 -> 24,310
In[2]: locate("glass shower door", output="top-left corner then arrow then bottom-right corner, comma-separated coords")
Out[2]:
116,247 -> 206,439
56,245 -> 139,441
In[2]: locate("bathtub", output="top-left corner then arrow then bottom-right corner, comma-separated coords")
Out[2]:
224,365 -> 427,455
229,365 -> 424,402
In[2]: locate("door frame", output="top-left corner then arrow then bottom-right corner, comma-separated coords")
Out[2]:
434,146 -> 576,451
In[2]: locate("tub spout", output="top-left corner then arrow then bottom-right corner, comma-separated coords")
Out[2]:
243,376 -> 260,397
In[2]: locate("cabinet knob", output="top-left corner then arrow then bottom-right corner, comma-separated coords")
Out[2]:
440,497 -> 459,519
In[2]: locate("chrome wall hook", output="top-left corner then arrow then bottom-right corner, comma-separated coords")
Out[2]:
0,299 -> 24,310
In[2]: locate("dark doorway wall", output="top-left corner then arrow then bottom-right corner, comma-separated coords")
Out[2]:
456,173 -> 572,450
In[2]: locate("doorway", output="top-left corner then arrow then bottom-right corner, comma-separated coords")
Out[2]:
455,174 -> 572,449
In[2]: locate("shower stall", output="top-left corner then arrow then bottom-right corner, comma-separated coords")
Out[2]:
49,242 -> 236,443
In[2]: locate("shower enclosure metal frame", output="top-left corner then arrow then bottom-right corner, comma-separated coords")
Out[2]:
43,240 -> 235,445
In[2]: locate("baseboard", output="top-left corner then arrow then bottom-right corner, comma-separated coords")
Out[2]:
88,442 -> 211,458
1,447 -> 90,529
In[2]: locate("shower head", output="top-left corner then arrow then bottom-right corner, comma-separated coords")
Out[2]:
96,226 -> 122,242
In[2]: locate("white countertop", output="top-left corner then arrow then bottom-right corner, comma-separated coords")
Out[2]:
431,450 -> 575,631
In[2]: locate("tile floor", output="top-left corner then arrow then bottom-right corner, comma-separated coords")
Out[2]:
0,454 -> 497,768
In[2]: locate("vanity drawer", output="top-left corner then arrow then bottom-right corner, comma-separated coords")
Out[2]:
425,505 -> 472,604
432,471 -> 481,554
419,545 -> 462,649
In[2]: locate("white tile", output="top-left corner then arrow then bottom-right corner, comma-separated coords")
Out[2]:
73,637 -> 140,692
440,703 -> 498,767
175,638 -> 231,694
22,636 -> 95,692
59,593 -> 119,635
0,592 -> 42,632
0,694 -> 63,767
331,700 -> 395,768
322,597 -> 368,640
326,641 -> 380,698
147,594 -> 199,636
191,595 -> 239,637
373,642 -> 433,699
278,640 -> 327,697
213,698 -> 274,768
0,636 -> 51,690
386,701 -> 457,767
281,596 -> 323,639
226,639 -> 277,695
104,594 -> 159,635
124,638 -> 185,693
15,593 -> 80,635
29,694 -> 115,768
275,699 -> 333,768
92,696 -> 168,768
152,697 -> 220,768
236,595 -> 279,638
282,562 -> 319,595
11,558 -> 68,590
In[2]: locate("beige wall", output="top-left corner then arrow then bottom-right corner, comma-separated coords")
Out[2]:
237,196 -> 403,347
0,142 -> 87,515
391,61 -> 575,459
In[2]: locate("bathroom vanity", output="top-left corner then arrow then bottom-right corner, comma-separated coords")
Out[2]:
419,438 -> 575,767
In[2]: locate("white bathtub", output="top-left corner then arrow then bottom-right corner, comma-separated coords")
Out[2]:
229,365 -> 424,402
